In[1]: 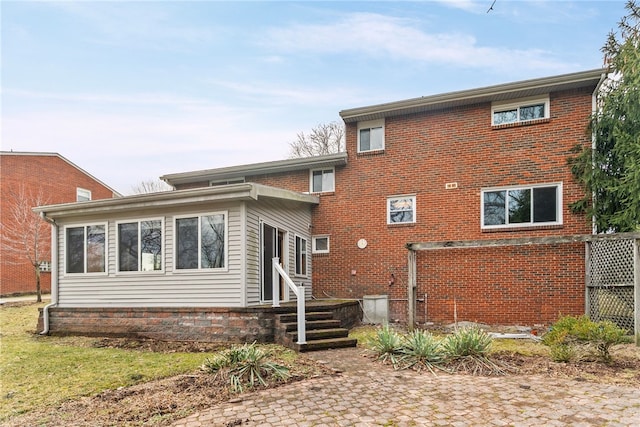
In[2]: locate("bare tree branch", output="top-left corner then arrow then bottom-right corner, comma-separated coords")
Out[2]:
289,121 -> 345,158
131,180 -> 173,194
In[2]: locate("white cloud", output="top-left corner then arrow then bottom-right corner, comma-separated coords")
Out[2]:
263,12 -> 573,72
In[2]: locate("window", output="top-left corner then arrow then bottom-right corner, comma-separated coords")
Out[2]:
387,195 -> 416,224
358,119 -> 384,152
295,235 -> 307,276
117,219 -> 163,272
65,224 -> 106,274
76,188 -> 91,202
492,97 -> 549,125
312,235 -> 330,254
482,184 -> 561,228
176,213 -> 226,270
210,178 -> 245,186
310,168 -> 335,193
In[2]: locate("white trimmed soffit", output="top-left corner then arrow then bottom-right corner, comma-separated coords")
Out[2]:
34,183 -> 319,220
339,69 -> 606,123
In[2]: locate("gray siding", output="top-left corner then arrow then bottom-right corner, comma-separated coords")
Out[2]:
246,199 -> 313,305
55,203 -> 243,307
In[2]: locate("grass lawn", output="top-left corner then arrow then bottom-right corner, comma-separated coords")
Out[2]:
0,302 -> 213,422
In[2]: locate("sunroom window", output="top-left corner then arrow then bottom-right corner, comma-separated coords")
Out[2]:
295,235 -> 308,276
176,213 -> 226,270
482,184 -> 561,228
65,224 -> 106,274
118,219 -> 163,272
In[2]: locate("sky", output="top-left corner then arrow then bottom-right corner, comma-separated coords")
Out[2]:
1,0 -> 629,195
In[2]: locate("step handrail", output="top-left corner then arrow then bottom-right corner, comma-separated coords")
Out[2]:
272,257 -> 306,344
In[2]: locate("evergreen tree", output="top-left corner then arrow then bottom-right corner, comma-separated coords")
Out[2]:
570,1 -> 640,232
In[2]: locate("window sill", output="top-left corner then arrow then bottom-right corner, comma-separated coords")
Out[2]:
492,118 -> 550,130
387,222 -> 416,228
310,191 -> 335,197
357,149 -> 385,157
482,224 -> 563,233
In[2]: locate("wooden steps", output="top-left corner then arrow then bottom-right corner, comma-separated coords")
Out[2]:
275,310 -> 357,352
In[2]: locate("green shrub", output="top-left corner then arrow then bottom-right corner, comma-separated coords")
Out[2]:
398,329 -> 445,373
442,326 -> 492,358
367,324 -> 404,367
202,342 -> 289,393
542,315 -> 628,362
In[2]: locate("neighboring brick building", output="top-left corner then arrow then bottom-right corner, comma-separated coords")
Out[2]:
0,152 -> 119,296
35,69 -> 607,341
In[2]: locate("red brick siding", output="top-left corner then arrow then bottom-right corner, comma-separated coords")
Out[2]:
0,154 -> 116,295
259,88 -> 592,325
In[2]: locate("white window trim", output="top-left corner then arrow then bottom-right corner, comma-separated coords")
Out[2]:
312,235 -> 330,254
491,96 -> 550,126
387,194 -> 417,225
294,234 -> 308,277
309,168 -> 335,193
480,182 -> 563,230
115,218 -> 165,274
63,222 -> 108,276
357,118 -> 385,153
76,187 -> 92,202
174,211 -> 229,272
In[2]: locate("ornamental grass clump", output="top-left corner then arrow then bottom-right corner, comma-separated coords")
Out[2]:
542,315 -> 629,363
398,329 -> 445,374
367,324 -> 404,368
442,326 -> 507,375
202,342 -> 290,393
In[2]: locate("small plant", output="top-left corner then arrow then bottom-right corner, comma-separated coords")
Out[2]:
367,324 -> 403,367
542,315 -> 628,363
442,327 -> 506,375
202,342 -> 290,393
398,329 -> 445,373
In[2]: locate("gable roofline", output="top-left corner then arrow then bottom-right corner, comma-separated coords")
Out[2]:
0,151 -> 122,197
34,183 -> 319,220
339,69 -> 607,123
161,152 -> 348,186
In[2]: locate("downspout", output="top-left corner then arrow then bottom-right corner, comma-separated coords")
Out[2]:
591,71 -> 608,234
39,212 -> 58,335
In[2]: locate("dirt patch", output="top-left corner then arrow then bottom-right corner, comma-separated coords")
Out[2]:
4,338 -> 640,427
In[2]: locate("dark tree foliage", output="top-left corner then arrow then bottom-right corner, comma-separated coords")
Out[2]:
569,1 -> 640,232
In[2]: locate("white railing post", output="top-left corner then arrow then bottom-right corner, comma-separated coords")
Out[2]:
272,257 -> 280,308
296,284 -> 306,345
272,257 -> 306,345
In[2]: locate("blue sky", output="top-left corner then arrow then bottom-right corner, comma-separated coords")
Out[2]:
1,0 -> 628,195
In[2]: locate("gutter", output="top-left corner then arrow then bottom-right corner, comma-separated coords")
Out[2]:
39,212 -> 58,335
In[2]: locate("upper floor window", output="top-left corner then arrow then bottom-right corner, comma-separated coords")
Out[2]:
77,188 -> 91,202
210,178 -> 245,186
358,119 -> 384,153
175,213 -> 227,270
117,219 -> 163,272
310,168 -> 335,193
295,235 -> 308,276
65,224 -> 106,274
312,235 -> 330,254
387,195 -> 416,224
481,184 -> 561,229
492,97 -> 549,126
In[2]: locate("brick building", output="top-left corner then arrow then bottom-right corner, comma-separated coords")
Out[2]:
0,152 -> 119,296
35,69 -> 606,340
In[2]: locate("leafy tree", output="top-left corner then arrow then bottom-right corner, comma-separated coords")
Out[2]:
569,1 -> 640,232
288,121 -> 345,158
0,186 -> 50,302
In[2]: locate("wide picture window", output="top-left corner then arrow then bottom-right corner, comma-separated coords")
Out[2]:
118,220 -> 163,272
176,213 -> 226,269
483,185 -> 559,228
